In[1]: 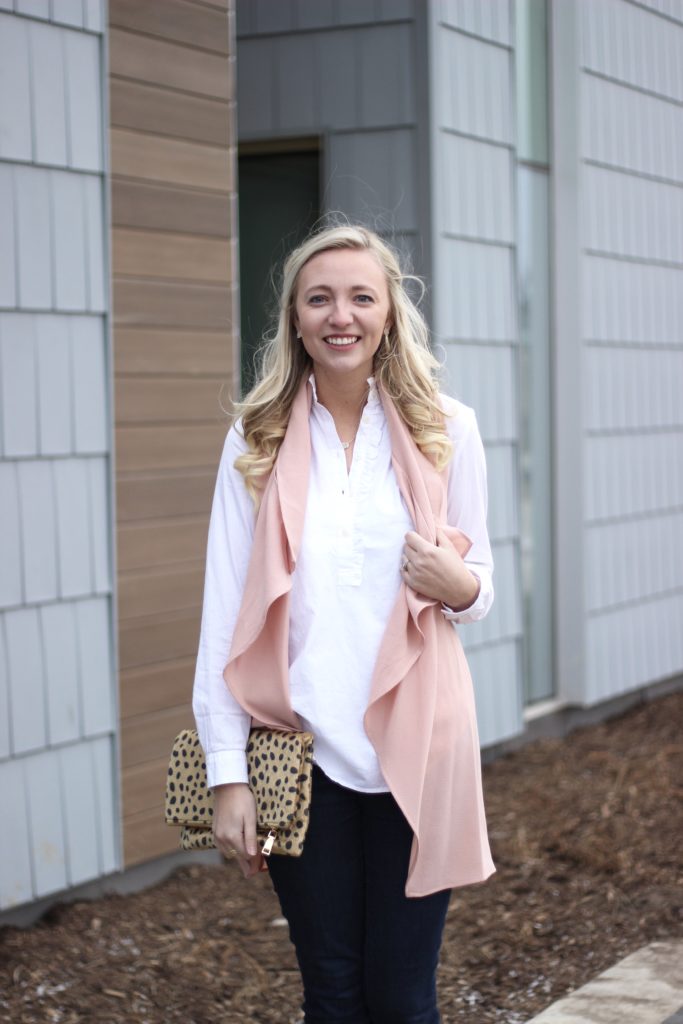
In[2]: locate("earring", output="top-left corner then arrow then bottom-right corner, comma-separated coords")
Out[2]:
383,328 -> 390,344
296,329 -> 302,339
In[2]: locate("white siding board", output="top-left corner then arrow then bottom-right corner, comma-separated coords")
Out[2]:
468,639 -> 522,748
582,74 -> 683,185
441,133 -> 514,242
54,458 -> 92,597
64,30 -> 102,171
484,443 -> 517,542
83,0 -> 104,33
36,315 -> 73,455
88,457 -> 110,591
76,598 -> 114,736
0,760 -> 33,909
327,129 -> 417,232
5,607 -> 46,754
91,736 -> 118,874
580,0 -> 683,104
584,165 -> 683,264
41,602 -> 81,745
582,255 -> 683,346
0,619 -> 10,758
585,432 -> 683,521
585,512 -> 683,611
440,0 -> 512,46
0,463 -> 22,607
15,167 -> 52,309
586,347 -> 683,432
17,460 -> 58,603
24,750 -> 68,899
71,316 -> 107,451
443,343 -> 516,442
439,26 -> 513,143
0,314 -> 38,456
0,14 -> 31,160
59,743 -> 99,886
83,176 -> 106,312
51,0 -> 84,29
0,164 -> 17,307
436,241 -> 517,342
30,21 -> 68,167
53,171 -> 88,311
17,0 -> 50,16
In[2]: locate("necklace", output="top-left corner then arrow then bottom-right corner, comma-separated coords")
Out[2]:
341,440 -> 352,450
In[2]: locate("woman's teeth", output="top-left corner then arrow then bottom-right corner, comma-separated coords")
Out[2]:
325,336 -> 359,347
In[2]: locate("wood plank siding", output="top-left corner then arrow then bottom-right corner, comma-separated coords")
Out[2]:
108,0 -> 238,866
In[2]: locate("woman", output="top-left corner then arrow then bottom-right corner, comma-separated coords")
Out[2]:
192,223 -> 495,1023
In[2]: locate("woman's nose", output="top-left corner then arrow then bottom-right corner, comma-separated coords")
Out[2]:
328,302 -> 354,325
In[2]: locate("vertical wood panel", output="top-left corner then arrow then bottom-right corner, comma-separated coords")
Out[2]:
91,736 -> 119,873
110,0 -> 238,863
89,458 -> 112,591
84,176 -> 107,312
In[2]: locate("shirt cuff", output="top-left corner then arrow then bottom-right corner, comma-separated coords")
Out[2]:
441,567 -> 493,624
206,749 -> 249,790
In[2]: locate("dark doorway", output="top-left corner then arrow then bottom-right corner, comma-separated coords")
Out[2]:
237,140 -> 321,395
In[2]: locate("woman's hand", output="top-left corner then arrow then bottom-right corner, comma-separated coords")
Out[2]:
212,783 -> 265,878
401,528 -> 481,611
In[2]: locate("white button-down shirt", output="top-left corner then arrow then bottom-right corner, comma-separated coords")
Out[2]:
192,376 -> 494,793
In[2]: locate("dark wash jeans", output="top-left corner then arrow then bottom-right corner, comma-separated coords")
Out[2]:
267,763 -> 452,1024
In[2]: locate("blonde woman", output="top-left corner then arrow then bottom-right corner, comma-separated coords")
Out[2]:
192,223 -> 495,1023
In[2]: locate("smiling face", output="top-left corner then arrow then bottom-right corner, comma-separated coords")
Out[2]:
292,247 -> 393,385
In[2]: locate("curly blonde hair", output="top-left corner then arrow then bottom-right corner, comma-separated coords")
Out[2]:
233,222 -> 453,501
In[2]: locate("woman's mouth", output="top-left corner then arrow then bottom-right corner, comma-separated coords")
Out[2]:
324,336 -> 360,347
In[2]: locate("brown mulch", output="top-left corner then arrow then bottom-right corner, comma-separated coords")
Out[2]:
1,691 -> 681,1024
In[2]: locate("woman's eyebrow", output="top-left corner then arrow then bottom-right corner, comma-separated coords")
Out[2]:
303,284 -> 379,296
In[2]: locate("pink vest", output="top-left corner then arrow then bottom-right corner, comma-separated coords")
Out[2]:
224,377 -> 495,896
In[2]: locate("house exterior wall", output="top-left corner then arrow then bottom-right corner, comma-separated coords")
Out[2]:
236,0 -> 426,269
108,0 -> 239,867
0,0 -> 119,911
579,0 -> 683,702
426,0 -> 524,746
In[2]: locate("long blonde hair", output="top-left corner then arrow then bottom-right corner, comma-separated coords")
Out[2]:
233,223 -> 452,501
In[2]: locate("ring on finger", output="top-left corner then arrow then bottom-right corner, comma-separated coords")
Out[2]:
401,558 -> 410,572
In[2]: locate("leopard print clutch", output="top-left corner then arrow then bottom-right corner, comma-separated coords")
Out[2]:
165,727 -> 314,857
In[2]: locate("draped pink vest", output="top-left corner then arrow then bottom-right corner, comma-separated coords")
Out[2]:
224,377 -> 495,896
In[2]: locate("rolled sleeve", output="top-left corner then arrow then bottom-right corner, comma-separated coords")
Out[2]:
441,400 -> 495,626
191,423 -> 255,789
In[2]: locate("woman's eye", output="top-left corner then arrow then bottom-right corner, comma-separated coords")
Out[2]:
355,294 -> 373,303
308,295 -> 326,304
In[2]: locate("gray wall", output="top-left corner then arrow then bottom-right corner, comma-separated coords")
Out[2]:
426,0 -> 524,745
577,0 -> 683,704
0,0 -> 119,910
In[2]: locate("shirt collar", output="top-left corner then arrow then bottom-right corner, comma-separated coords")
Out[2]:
308,373 -> 379,407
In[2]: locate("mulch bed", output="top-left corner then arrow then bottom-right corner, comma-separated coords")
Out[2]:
1,690 -> 681,1023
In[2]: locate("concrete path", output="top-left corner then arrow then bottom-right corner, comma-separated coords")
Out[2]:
525,941 -> 683,1024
